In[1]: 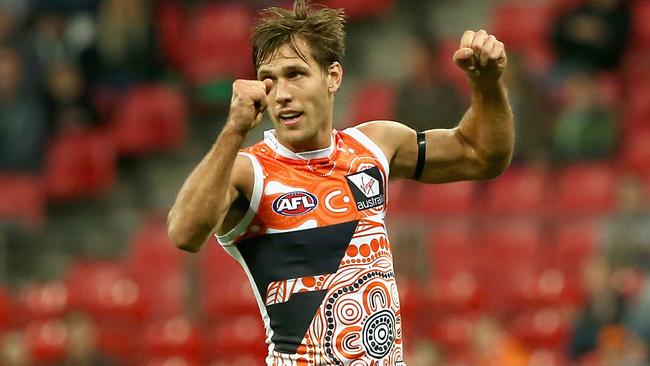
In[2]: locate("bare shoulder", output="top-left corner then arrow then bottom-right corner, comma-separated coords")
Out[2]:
354,121 -> 416,177
355,120 -> 415,157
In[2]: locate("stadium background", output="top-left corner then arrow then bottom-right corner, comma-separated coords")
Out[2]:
1,0 -> 649,365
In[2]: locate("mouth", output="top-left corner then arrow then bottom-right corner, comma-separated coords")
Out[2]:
278,111 -> 304,126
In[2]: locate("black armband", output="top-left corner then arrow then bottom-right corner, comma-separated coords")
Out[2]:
413,132 -> 426,180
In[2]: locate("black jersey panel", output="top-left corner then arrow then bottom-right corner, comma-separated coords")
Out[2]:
236,220 -> 359,354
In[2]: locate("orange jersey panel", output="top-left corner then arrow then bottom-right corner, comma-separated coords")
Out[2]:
217,128 -> 407,366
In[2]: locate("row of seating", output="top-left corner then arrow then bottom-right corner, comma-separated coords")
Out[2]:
0,210 -> 618,364
155,0 -> 650,83
0,84 -> 187,225
156,0 -> 396,84
389,163 -> 648,217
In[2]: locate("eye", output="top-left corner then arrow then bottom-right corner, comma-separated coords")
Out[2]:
288,70 -> 304,79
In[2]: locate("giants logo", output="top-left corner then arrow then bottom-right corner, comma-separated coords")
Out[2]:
272,191 -> 318,216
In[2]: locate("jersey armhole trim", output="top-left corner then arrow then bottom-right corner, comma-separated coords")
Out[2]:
342,127 -> 391,177
215,152 -> 263,246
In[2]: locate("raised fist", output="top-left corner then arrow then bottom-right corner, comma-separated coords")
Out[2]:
453,30 -> 507,83
227,78 -> 274,133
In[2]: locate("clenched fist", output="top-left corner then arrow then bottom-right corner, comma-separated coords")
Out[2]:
453,30 -> 507,83
227,79 -> 274,134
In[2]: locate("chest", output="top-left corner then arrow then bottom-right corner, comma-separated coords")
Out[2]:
253,153 -> 388,233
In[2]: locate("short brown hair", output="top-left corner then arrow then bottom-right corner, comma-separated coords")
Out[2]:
251,0 -> 346,72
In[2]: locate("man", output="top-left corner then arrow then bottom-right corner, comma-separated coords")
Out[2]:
168,1 -> 514,364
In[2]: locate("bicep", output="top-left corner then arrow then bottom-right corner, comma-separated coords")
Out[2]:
392,127 -> 485,183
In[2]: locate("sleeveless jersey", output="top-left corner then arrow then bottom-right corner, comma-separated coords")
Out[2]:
216,128 -> 407,366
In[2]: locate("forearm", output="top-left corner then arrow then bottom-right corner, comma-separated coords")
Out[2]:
457,79 -> 514,177
167,125 -> 247,252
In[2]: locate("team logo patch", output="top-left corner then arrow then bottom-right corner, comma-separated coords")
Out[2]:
345,166 -> 385,211
272,191 -> 318,216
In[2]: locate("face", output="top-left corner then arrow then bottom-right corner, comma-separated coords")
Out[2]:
257,39 -> 343,152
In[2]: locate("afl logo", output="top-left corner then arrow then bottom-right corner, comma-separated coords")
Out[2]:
272,191 -> 318,216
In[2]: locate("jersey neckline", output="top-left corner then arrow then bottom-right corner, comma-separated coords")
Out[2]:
263,129 -> 339,164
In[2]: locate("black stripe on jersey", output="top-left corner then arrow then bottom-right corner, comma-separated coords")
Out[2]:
237,220 -> 359,354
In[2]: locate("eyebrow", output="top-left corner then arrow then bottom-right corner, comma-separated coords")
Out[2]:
257,64 -> 311,80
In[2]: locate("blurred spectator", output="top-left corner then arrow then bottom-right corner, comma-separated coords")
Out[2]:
409,338 -> 441,366
64,312 -> 115,366
44,62 -> 96,134
469,316 -> 529,366
0,45 -> 47,171
605,174 -> 650,270
552,72 -> 618,163
81,0 -> 161,88
394,33 -> 465,131
587,325 -> 649,366
504,53 -> 555,165
568,256 -> 627,362
0,331 -> 31,366
0,5 -> 17,44
551,0 -> 631,81
22,8 -> 74,88
624,276 -> 650,347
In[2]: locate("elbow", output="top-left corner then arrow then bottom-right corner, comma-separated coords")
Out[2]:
479,151 -> 513,180
167,212 -> 204,253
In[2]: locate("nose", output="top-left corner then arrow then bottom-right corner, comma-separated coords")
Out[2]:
274,79 -> 292,105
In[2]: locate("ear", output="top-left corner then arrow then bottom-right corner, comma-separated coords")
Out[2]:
327,62 -> 343,94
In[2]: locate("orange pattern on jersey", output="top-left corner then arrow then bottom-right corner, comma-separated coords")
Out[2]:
230,129 -> 407,366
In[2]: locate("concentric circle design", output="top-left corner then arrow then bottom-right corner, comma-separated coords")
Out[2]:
362,309 -> 396,359
335,298 -> 363,326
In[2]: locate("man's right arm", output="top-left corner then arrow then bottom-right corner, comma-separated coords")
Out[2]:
167,79 -> 272,252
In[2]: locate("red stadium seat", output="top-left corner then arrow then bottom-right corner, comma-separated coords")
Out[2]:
430,271 -> 485,314
15,282 -> 68,322
509,308 -> 570,349
65,260 -> 146,321
156,1 -> 187,69
552,163 -> 617,216
490,2 -> 554,72
96,321 -> 142,363
200,315 -> 267,363
111,84 -> 188,155
126,215 -> 188,320
143,316 -> 200,360
386,179 -> 421,215
631,0 -> 650,48
477,218 -> 544,311
44,128 -> 117,201
181,3 -> 253,83
0,174 -> 44,226
321,0 -> 393,19
549,218 -> 601,274
24,319 -> 68,364
512,267 -> 579,308
437,38 -> 471,97
347,81 -> 396,125
429,219 -> 477,280
484,166 -> 549,215
622,84 -> 650,136
199,243 -> 259,320
0,287 -> 12,330
620,129 -> 650,176
424,314 -> 474,355
144,356 -> 201,366
417,181 -> 477,216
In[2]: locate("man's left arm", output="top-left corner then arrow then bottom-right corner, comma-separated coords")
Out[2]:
358,30 -> 514,183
